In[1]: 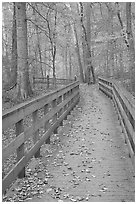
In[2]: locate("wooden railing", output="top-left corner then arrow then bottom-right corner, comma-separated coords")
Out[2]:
98,77 -> 135,167
33,76 -> 76,89
2,80 -> 79,193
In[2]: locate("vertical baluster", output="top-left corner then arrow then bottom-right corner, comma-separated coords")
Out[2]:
32,110 -> 40,158
67,90 -> 71,115
44,104 -> 49,132
16,119 -> 25,178
63,93 -> 67,120
52,99 -> 58,134
58,95 -> 63,126
71,88 -> 74,107
44,104 -> 50,144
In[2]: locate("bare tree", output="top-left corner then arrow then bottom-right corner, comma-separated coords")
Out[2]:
126,2 -> 135,92
4,3 -> 17,91
79,2 -> 96,84
73,23 -> 84,82
16,2 -> 33,99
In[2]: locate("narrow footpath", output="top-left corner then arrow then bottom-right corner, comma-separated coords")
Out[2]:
4,84 -> 135,202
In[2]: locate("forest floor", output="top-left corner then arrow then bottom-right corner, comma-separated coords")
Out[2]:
2,85 -> 55,110
3,84 -> 135,202
2,84 -> 65,111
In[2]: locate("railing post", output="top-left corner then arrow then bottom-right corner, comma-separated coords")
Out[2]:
57,95 -> 63,126
32,110 -> 40,158
52,99 -> 58,134
47,75 -> 49,89
16,119 -> 25,178
67,90 -> 71,113
63,93 -> 68,120
44,104 -> 50,144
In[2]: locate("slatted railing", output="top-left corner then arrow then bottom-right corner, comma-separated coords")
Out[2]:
2,80 -> 79,193
33,76 -> 75,89
98,77 -> 135,167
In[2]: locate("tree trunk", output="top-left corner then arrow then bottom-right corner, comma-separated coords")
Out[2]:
69,50 -> 72,79
16,2 -> 33,99
34,9 -> 44,78
65,45 -> 68,79
106,3 -> 115,77
126,2 -> 135,92
37,33 -> 44,78
73,24 -> 84,82
85,3 -> 96,84
82,39 -> 87,81
4,3 -> 17,91
52,45 -> 56,88
119,51 -> 124,77
105,43 -> 109,77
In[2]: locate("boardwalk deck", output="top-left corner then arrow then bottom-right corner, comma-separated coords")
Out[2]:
3,84 -> 135,202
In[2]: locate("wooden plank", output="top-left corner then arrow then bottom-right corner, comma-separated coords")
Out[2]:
3,89 -> 79,156
3,132 -> 24,162
51,99 -> 58,134
113,86 -> 135,132
99,81 -> 112,93
32,110 -> 40,158
99,78 -> 134,125
113,95 -> 135,167
23,89 -> 79,140
99,77 -> 135,167
113,83 -> 135,122
99,77 -> 112,86
2,156 -> 26,194
113,81 -> 135,107
99,83 -> 112,98
2,91 -> 80,193
114,90 -> 135,144
24,92 -> 80,164
3,81 -> 79,130
15,120 -> 25,178
113,90 -> 135,150
44,104 -> 49,133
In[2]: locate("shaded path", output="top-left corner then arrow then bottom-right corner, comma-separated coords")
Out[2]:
30,84 -> 134,202
5,84 -> 134,202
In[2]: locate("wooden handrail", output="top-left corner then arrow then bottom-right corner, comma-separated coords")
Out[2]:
98,77 -> 135,167
33,76 -> 75,89
2,80 -> 80,193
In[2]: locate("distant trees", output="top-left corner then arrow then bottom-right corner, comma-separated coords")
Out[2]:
2,2 -> 135,99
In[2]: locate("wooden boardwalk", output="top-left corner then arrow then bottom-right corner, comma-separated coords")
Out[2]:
27,84 -> 135,202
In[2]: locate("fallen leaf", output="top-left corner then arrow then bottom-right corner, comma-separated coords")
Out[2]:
46,188 -> 53,193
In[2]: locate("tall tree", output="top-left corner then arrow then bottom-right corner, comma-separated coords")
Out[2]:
4,3 -> 17,91
16,2 -> 33,99
34,6 -> 44,77
126,2 -> 135,91
79,2 -> 96,84
105,3 -> 115,77
73,23 -> 84,82
85,3 -> 96,84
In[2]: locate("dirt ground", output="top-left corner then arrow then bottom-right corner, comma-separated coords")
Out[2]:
3,84 -> 135,202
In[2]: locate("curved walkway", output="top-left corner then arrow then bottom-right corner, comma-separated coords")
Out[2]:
4,84 -> 135,202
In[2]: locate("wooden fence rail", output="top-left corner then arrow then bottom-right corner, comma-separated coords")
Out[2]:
98,77 -> 135,167
2,80 -> 80,193
33,76 -> 76,89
